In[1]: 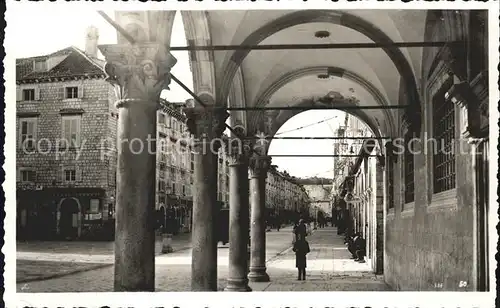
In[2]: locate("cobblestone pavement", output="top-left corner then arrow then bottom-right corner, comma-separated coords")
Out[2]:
17,227 -> 390,292
17,227 -> 295,292
251,227 -> 390,291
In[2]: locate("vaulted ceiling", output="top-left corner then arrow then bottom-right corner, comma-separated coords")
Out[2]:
181,10 -> 433,138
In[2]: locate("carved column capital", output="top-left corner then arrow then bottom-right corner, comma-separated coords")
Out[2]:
184,107 -> 229,152
249,155 -> 272,178
98,43 -> 177,108
225,136 -> 252,166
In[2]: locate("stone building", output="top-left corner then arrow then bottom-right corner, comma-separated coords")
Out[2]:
93,10 -> 490,292
15,27 -> 118,240
302,184 -> 332,221
156,100 -> 194,234
266,166 -> 310,224
15,28 -> 198,239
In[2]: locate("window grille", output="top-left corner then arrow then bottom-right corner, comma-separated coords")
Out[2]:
404,133 -> 415,203
433,85 -> 456,193
388,159 -> 394,209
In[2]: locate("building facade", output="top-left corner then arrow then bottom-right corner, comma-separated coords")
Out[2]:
16,28 -> 119,240
156,102 -> 194,234
266,166 -> 310,225
335,9 -> 490,291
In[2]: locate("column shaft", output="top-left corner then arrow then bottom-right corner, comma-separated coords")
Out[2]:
248,156 -> 271,282
185,106 -> 228,291
114,101 -> 157,291
191,145 -> 218,291
225,149 -> 251,291
98,42 -> 177,292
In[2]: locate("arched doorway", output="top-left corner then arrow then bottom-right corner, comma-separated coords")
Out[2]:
58,198 -> 80,239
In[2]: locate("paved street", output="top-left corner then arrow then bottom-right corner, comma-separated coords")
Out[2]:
17,227 -> 390,292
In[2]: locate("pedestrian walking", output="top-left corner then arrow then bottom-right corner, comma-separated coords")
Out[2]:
293,234 -> 310,280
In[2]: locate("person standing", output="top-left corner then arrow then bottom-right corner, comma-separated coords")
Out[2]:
294,218 -> 307,240
293,234 -> 310,280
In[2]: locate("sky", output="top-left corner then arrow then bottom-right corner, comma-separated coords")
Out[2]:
9,9 -> 352,179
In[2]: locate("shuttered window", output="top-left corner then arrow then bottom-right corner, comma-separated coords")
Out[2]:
61,115 -> 81,147
18,117 -> 37,149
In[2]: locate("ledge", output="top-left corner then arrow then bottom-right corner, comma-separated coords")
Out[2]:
60,108 -> 85,115
17,112 -> 40,117
62,98 -> 83,103
427,188 -> 458,213
387,207 -> 395,220
401,202 -> 415,218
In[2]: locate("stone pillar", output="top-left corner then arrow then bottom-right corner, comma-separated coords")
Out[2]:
375,161 -> 385,274
225,140 -> 252,291
248,155 -> 272,282
98,43 -> 177,291
185,104 -> 228,291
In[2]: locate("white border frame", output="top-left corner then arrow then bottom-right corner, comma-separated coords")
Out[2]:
4,3 -> 499,308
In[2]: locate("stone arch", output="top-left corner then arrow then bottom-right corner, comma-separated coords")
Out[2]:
228,68 -> 248,131
249,66 -> 397,138
181,11 -> 217,104
217,10 -> 421,131
422,10 -> 468,84
57,197 -> 82,238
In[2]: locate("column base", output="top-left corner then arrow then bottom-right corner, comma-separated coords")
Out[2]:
248,268 -> 270,282
224,279 -> 252,292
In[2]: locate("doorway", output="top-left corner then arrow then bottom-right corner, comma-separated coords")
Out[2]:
58,198 -> 80,239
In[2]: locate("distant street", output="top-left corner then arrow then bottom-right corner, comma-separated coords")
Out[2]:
17,227 -> 390,292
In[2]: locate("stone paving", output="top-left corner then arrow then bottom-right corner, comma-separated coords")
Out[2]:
17,226 -> 391,292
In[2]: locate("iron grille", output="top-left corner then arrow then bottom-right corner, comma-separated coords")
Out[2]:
404,133 -> 415,204
433,86 -> 456,193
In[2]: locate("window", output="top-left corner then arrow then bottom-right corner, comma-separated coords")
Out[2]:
90,199 -> 100,213
23,89 -> 35,101
172,182 -> 176,194
404,132 -> 415,204
65,169 -> 77,182
182,184 -> 186,196
158,180 -> 166,192
21,170 -> 36,182
388,160 -> 394,209
34,60 -> 47,72
66,87 -> 79,99
159,113 -> 166,125
433,84 -> 456,193
62,115 -> 81,147
18,117 -> 37,149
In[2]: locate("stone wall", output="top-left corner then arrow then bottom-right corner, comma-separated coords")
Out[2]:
16,78 -> 117,215
384,69 -> 477,291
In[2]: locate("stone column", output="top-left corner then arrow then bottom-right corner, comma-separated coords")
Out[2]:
225,139 -> 252,291
98,43 -> 177,291
248,155 -> 272,282
185,104 -> 228,291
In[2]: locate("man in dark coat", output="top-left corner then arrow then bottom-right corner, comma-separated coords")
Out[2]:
293,234 -> 310,280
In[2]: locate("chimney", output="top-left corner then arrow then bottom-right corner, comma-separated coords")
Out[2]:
85,26 -> 99,58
